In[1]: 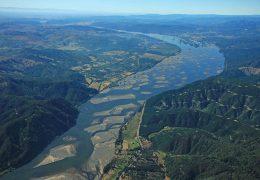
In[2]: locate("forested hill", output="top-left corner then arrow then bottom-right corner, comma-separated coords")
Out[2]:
103,76 -> 260,180
0,18 -> 180,175
101,15 -> 260,179
138,17 -> 260,179
141,75 -> 259,178
0,96 -> 78,175
93,15 -> 260,71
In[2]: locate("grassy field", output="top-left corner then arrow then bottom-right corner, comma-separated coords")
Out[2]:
102,111 -> 143,180
122,112 -> 142,150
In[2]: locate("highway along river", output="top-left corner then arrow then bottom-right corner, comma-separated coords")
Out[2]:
3,33 -> 224,180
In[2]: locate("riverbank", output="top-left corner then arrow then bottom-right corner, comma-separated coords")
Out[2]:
3,32 -> 224,180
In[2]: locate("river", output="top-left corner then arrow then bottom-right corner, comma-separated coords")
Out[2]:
3,33 -> 224,180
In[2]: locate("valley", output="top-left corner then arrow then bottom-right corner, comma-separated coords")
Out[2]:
0,20 -> 180,175
2,32 -> 224,179
0,14 -> 259,180
99,16 -> 260,180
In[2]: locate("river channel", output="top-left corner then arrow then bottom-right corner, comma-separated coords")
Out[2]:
4,33 -> 224,180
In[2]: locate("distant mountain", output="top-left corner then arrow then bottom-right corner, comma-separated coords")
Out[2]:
0,7 -> 84,19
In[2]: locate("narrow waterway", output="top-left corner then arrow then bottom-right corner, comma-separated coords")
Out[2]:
4,33 -> 224,180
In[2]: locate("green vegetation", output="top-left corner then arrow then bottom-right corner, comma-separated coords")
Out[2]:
121,112 -> 142,150
94,15 -> 260,70
0,96 -> 78,175
0,72 -> 97,174
140,76 -> 260,179
0,19 -> 180,175
98,15 -> 260,179
103,112 -> 142,180
103,109 -> 165,180
0,21 -> 180,91
1,15 -> 260,178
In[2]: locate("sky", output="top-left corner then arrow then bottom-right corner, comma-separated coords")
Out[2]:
0,0 -> 260,15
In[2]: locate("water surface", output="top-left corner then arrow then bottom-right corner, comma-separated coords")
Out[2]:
4,33 -> 224,179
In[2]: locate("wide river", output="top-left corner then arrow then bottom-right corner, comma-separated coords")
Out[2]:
4,33 -> 224,180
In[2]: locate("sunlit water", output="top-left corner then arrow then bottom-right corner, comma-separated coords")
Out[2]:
3,33 -> 224,180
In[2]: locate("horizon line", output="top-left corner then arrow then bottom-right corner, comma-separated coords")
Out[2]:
1,7 -> 260,16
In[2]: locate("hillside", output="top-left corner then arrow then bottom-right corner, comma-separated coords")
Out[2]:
0,96 -> 78,175
103,76 -> 260,179
102,16 -> 260,180
140,76 -> 260,179
0,18 -> 180,175
0,70 -> 97,174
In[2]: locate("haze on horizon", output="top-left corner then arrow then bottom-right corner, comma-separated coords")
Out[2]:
1,0 -> 260,15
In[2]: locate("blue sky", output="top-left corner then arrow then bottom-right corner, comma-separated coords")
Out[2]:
1,0 -> 260,15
